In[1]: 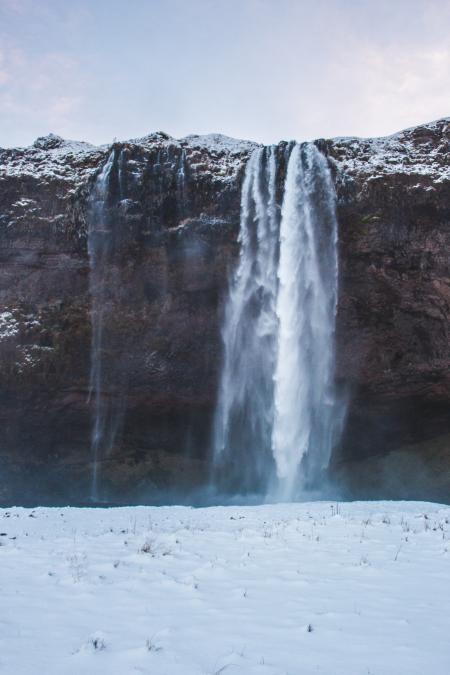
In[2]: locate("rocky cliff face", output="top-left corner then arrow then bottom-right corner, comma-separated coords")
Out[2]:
1,120 -> 449,504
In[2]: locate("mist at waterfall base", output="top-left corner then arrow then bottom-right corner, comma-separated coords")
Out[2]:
84,142 -> 344,508
211,142 -> 345,504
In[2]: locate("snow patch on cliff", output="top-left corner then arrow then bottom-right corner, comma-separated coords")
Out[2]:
129,131 -> 257,155
181,132 -> 258,154
128,131 -> 257,182
0,311 -> 19,340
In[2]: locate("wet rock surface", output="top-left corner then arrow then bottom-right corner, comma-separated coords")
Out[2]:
1,120 -> 449,504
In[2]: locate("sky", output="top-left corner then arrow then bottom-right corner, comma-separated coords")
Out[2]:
0,0 -> 449,147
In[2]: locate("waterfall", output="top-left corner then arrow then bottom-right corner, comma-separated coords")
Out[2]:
213,142 -> 341,499
272,143 -> 339,498
213,146 -> 280,493
87,145 -> 189,502
87,150 -> 116,502
177,148 -> 188,207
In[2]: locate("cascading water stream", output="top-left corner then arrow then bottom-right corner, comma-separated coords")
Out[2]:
213,146 -> 280,493
272,143 -> 340,499
213,142 -> 342,500
87,150 -> 116,502
87,145 -> 189,502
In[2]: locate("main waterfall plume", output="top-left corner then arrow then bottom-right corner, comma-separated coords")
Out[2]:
272,143 -> 340,499
213,142 -> 341,499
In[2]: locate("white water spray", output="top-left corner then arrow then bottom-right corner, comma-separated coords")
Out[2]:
213,142 -> 341,499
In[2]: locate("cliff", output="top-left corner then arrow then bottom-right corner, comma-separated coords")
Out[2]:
0,119 -> 449,504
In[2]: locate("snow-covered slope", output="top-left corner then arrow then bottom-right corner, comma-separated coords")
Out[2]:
328,116 -> 450,185
1,501 -> 449,674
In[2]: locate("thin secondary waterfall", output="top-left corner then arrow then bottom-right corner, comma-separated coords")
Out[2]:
87,150 -> 116,502
86,145 -> 189,502
213,142 -> 341,499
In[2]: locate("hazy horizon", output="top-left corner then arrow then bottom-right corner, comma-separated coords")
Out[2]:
1,0 -> 449,148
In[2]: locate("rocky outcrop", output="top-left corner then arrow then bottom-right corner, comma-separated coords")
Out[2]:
325,120 -> 450,501
0,120 -> 449,504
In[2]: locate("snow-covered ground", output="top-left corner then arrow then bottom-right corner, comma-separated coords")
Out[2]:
1,501 -> 449,675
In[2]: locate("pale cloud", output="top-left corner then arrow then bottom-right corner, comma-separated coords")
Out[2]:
0,33 -> 86,145
352,45 -> 450,135
0,44 -> 27,88
0,0 -> 28,14
48,95 -> 82,126
0,50 -> 10,85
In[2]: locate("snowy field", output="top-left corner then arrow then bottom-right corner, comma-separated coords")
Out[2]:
1,501 -> 449,675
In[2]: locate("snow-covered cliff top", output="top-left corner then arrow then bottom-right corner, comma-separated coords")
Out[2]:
328,117 -> 450,185
1,118 -> 449,189
0,134 -> 104,185
0,131 -> 257,188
